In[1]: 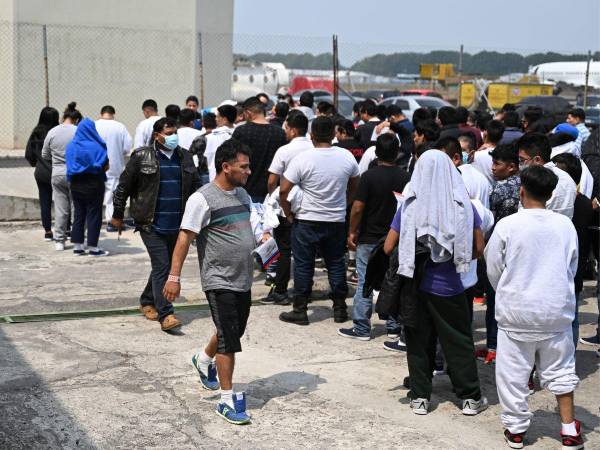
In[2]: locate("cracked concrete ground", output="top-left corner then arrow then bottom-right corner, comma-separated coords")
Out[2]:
1,225 -> 599,449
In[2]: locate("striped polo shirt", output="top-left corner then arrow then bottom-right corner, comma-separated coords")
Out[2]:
153,150 -> 182,234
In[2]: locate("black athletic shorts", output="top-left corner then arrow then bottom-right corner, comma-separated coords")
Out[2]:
206,289 -> 251,354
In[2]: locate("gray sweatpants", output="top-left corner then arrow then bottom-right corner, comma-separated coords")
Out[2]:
51,175 -> 72,242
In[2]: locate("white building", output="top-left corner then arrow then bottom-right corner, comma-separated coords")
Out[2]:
0,0 -> 234,148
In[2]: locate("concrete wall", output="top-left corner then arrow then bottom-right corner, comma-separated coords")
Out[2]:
0,0 -> 233,149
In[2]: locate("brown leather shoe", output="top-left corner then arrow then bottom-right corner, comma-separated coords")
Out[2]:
160,314 -> 182,331
140,305 -> 159,321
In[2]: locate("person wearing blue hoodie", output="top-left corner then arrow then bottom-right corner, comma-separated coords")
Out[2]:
66,118 -> 109,256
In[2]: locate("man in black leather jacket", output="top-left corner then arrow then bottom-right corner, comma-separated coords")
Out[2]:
112,117 -> 200,331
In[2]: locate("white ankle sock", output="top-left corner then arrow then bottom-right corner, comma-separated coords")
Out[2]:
561,421 -> 577,436
221,389 -> 234,408
74,243 -> 84,251
89,246 -> 99,252
196,351 -> 213,374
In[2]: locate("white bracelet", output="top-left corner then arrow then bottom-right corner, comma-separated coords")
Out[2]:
168,274 -> 180,283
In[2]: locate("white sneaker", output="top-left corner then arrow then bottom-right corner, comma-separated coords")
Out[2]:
410,398 -> 429,415
55,241 -> 65,251
462,396 -> 488,415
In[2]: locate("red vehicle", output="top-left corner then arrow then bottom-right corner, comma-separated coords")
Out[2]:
401,89 -> 444,99
289,76 -> 333,95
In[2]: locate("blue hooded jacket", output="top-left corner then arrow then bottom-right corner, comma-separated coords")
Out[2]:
66,118 -> 108,181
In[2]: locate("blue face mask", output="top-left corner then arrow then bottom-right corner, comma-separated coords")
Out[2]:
462,152 -> 469,164
161,134 -> 179,150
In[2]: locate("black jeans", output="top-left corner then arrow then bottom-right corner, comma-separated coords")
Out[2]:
292,220 -> 348,301
404,291 -> 481,401
71,191 -> 103,247
36,179 -> 52,232
273,217 -> 292,293
140,229 -> 177,322
484,279 -> 498,350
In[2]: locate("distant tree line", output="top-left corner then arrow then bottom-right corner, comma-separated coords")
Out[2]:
236,51 -> 600,76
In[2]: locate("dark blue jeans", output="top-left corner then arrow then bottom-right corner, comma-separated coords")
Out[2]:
140,229 -> 177,322
71,191 -> 103,247
36,179 -> 53,232
484,280 -> 498,350
292,220 -> 348,300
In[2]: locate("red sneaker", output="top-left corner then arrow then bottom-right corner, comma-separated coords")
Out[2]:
473,296 -> 486,305
475,348 -> 488,360
504,429 -> 525,449
561,420 -> 584,449
484,350 -> 496,364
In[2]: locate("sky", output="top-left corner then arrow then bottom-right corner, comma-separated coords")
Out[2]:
234,0 -> 600,63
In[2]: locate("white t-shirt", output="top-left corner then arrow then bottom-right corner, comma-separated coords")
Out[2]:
472,148 -> 495,186
268,136 -> 313,176
177,126 -> 203,151
283,146 -> 359,222
205,126 -> 234,181
544,162 -> 577,219
358,146 -> 377,174
134,115 -> 161,148
458,163 -> 491,209
95,119 -> 132,177
461,199 -> 494,289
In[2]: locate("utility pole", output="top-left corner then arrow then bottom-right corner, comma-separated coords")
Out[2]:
43,25 -> 49,107
583,50 -> 591,109
458,44 -> 464,107
332,35 -> 339,110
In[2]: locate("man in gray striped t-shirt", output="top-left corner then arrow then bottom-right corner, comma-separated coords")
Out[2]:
163,139 -> 255,425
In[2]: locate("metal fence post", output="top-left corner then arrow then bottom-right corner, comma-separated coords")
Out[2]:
43,24 -> 49,107
583,50 -> 591,109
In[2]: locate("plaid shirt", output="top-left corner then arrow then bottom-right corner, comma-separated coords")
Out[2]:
490,174 -> 521,224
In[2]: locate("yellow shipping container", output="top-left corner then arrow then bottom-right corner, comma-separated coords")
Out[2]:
459,83 -> 476,108
420,63 -> 456,81
487,83 -> 554,109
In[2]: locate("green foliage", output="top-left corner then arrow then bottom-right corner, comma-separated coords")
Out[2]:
237,51 -> 600,76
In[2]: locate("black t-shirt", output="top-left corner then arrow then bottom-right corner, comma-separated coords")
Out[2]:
572,193 -> 594,293
337,138 -> 364,162
69,173 -> 105,198
354,164 -> 410,244
232,122 -> 287,199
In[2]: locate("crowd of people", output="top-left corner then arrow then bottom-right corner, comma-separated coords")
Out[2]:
24,90 -> 600,447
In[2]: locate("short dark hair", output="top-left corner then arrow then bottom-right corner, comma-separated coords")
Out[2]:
275,101 -> 290,119
436,136 -> 462,159
179,108 -> 196,125
317,101 -> 336,116
299,91 -> 314,108
142,99 -> 158,111
63,102 -> 82,123
387,104 -> 404,118
520,165 -> 558,203
455,106 -> 469,124
414,119 -> 440,142
311,116 -> 335,143
489,143 -> 519,165
165,104 -> 181,121
360,100 -> 377,117
503,111 -> 520,128
412,107 -> 432,126
568,108 -> 585,121
214,138 -> 251,174
523,107 -> 543,124
552,153 -> 582,185
100,105 -> 115,115
437,106 -> 457,126
500,103 -> 516,112
518,132 -> 552,163
375,133 -> 399,163
485,120 -> 505,144
335,118 -> 355,138
376,104 -> 387,121
217,104 -> 237,124
153,117 -> 177,133
286,112 -> 308,136
185,95 -> 199,105
202,112 -> 217,129
257,92 -> 269,102
242,96 -> 265,114
353,101 -> 363,114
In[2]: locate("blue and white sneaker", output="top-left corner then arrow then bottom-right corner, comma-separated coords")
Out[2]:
216,392 -> 251,425
191,354 -> 220,390
337,327 -> 371,341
